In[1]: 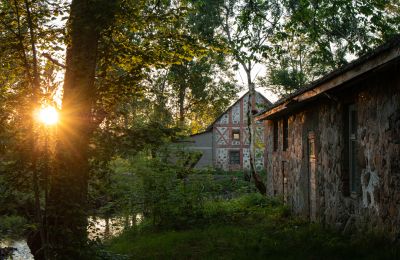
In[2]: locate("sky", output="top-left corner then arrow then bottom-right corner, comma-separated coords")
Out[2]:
235,64 -> 279,103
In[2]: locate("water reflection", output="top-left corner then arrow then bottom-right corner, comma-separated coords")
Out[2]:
0,214 -> 143,259
88,214 -> 143,240
0,240 -> 34,260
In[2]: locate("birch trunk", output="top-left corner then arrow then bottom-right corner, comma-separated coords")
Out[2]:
244,68 -> 266,195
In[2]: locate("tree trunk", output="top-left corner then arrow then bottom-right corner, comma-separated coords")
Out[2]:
46,0 -> 115,258
178,84 -> 186,127
244,67 -> 266,195
23,0 -> 48,258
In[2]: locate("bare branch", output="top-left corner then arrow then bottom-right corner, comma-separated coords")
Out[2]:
42,53 -> 66,68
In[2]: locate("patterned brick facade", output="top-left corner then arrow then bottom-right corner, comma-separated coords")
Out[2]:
212,92 -> 270,171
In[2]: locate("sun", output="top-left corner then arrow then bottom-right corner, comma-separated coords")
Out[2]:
37,106 -> 59,125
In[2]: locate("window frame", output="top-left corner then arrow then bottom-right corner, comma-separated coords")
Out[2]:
348,104 -> 359,194
229,150 -> 241,165
232,129 -> 240,141
283,117 -> 288,151
343,103 -> 359,196
273,120 -> 278,152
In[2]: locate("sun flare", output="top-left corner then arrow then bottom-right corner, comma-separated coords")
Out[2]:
37,106 -> 59,125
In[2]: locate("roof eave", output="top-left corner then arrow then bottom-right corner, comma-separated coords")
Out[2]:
256,40 -> 400,121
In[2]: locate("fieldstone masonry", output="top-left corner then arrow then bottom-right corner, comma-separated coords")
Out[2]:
263,58 -> 400,236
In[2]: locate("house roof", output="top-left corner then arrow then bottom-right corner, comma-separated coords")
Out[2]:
256,35 -> 400,121
188,90 -> 272,137
203,90 -> 272,132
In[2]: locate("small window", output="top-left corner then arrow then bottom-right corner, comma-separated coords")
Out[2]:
283,117 -> 288,151
349,105 -> 359,193
343,104 -> 359,196
232,129 -> 240,141
229,150 -> 240,165
273,121 -> 278,151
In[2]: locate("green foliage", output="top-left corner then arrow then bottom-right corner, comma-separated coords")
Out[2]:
89,154 -> 258,230
138,0 -> 239,133
0,0 -> 399,258
0,215 -> 28,239
106,193 -> 400,259
166,58 -> 239,132
202,193 -> 288,224
93,0 -> 230,133
86,240 -> 130,260
193,168 -> 258,195
220,0 -> 283,66
108,156 -> 216,229
262,0 -> 400,95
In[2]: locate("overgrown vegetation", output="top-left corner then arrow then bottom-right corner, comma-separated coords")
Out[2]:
106,192 -> 400,259
0,215 -> 28,240
0,0 -> 399,258
86,155 -> 400,259
89,154 -> 258,225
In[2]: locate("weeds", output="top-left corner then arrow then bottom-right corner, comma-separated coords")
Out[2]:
96,156 -> 400,259
0,215 -> 28,240
105,193 -> 400,259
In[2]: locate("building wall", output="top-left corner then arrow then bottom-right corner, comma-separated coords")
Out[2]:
264,61 -> 400,235
167,132 -> 213,169
213,92 -> 268,171
189,131 -> 213,168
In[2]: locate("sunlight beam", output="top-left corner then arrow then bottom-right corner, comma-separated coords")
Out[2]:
37,106 -> 59,125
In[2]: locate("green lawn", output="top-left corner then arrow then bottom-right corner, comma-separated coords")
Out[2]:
105,194 -> 400,259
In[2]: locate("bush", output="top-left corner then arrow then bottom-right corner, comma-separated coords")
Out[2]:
93,156 -> 210,229
0,215 -> 28,239
91,154 -> 278,235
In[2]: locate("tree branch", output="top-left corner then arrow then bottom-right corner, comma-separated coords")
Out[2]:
42,53 -> 66,68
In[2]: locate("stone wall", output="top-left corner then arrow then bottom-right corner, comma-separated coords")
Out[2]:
264,60 -> 400,236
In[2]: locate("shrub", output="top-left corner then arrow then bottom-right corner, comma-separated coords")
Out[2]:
0,215 -> 28,239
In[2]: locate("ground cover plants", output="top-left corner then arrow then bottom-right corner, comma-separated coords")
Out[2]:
101,158 -> 400,260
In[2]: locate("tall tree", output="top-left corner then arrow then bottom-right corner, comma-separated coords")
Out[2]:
167,57 -> 238,132
46,0 -> 117,257
161,0 -> 238,132
262,0 -> 400,96
219,0 -> 282,194
45,0 -> 218,257
0,1 -> 65,258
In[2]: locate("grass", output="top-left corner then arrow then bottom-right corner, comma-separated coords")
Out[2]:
105,194 -> 400,259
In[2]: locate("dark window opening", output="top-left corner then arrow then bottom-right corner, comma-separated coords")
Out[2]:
283,117 -> 288,151
232,129 -> 240,141
273,121 -> 278,151
229,150 -> 240,165
343,104 -> 359,196
349,105 -> 359,193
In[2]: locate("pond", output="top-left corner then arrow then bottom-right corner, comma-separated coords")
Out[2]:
0,214 -> 143,259
88,214 -> 143,240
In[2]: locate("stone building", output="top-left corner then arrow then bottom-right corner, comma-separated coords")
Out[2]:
256,37 -> 400,235
184,91 -> 271,171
